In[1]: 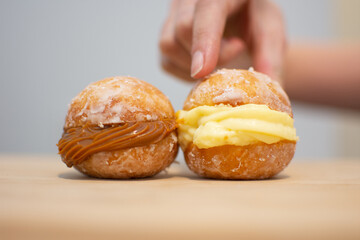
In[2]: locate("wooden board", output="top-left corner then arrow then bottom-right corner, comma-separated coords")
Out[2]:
0,154 -> 359,240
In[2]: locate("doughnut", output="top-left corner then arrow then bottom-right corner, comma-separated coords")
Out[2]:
57,76 -> 178,179
176,69 -> 298,179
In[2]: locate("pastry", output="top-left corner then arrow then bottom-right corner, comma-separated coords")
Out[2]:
57,76 -> 178,178
176,69 -> 298,179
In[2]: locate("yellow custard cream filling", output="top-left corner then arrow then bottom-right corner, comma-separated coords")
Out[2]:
176,104 -> 298,149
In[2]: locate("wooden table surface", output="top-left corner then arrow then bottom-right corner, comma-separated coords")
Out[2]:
0,154 -> 359,240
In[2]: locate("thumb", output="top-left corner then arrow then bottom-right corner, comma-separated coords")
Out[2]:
251,1 -> 286,83
253,36 -> 283,81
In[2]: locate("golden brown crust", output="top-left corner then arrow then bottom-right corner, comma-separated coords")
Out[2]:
73,133 -> 178,179
184,141 -> 296,179
60,76 -> 178,179
180,69 -> 296,179
65,76 -> 175,128
184,69 -> 293,117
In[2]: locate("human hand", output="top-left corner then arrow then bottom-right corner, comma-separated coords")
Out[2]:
159,0 -> 286,83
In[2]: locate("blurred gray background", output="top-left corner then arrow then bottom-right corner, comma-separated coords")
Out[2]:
0,0 -> 359,159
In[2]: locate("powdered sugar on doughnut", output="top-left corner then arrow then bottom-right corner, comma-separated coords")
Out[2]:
184,69 -> 292,116
65,76 -> 174,128
212,87 -> 246,104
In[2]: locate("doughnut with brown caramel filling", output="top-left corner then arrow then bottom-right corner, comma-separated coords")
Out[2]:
57,76 -> 178,179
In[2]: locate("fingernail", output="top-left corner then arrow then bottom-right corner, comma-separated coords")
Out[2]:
191,51 -> 203,78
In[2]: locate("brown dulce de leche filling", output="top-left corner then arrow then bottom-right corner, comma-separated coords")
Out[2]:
57,119 -> 176,167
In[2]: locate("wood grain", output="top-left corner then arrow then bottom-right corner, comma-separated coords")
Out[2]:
0,155 -> 359,240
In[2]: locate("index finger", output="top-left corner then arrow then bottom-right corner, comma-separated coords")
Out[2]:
190,0 -> 228,78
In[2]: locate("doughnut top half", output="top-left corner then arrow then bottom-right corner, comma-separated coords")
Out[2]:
184,69 -> 292,116
65,77 -> 175,128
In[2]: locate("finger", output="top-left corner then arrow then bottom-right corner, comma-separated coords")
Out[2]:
251,1 -> 286,82
191,0 -> 247,78
191,0 -> 228,78
174,0 -> 197,52
161,57 -> 194,82
252,30 -> 285,80
159,0 -> 192,72
220,47 -> 252,70
218,37 -> 245,66
159,33 -> 192,72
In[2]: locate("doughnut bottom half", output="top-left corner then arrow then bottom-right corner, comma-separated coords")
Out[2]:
71,132 -> 178,179
184,141 -> 296,179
